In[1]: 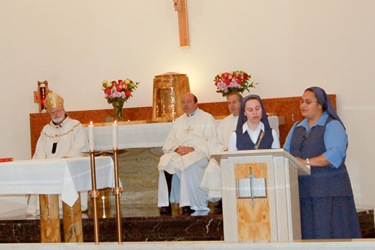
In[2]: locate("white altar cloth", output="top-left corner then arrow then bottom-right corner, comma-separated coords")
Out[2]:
91,122 -> 172,150
88,117 -> 279,151
0,156 -> 115,207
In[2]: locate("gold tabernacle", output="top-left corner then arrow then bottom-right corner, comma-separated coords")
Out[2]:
152,72 -> 190,122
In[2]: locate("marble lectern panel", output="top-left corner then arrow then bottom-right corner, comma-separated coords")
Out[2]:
213,149 -> 309,242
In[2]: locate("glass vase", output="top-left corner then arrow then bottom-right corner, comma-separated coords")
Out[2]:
112,99 -> 125,121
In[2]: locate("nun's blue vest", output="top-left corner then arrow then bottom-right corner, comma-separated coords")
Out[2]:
236,126 -> 273,150
290,117 -> 353,197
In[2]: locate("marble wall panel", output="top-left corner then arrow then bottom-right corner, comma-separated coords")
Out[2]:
117,148 -> 162,206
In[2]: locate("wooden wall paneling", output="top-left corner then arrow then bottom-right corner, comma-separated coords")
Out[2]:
29,95 -> 336,156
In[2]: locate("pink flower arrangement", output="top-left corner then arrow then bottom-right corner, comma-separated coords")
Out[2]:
214,70 -> 256,96
102,78 -> 139,104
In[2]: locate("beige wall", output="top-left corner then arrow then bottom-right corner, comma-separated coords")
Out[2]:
1,0 -> 374,209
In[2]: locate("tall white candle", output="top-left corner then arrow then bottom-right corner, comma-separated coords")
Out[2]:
113,120 -> 118,149
88,121 -> 95,151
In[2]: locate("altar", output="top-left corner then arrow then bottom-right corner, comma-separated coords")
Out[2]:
87,117 -> 280,151
82,117 -> 280,208
0,116 -> 280,219
0,157 -> 115,206
0,156 -> 116,242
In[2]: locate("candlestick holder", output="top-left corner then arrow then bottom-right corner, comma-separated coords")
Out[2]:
89,151 -> 100,245
112,148 -> 123,244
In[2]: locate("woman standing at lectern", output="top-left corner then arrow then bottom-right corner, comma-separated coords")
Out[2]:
283,86 -> 361,239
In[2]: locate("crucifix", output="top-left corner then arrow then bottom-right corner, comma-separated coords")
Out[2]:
185,125 -> 194,134
173,0 -> 190,47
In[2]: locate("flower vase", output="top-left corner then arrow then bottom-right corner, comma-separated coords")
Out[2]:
112,99 -> 125,121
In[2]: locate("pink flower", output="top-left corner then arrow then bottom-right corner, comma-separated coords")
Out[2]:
102,78 -> 140,104
213,70 -> 256,97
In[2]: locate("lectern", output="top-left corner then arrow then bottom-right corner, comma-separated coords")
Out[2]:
212,149 -> 310,242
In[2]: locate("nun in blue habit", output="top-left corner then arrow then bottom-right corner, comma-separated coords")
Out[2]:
228,94 -> 280,151
284,86 -> 361,239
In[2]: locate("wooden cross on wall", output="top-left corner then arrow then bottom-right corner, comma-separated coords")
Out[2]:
173,0 -> 190,47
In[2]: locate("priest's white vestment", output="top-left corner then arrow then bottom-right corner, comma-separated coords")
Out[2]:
157,108 -> 216,212
200,114 -> 238,200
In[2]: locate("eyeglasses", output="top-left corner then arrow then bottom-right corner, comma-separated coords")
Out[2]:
300,99 -> 318,105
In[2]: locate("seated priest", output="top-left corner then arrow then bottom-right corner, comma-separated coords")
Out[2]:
157,92 -> 216,216
29,92 -> 89,214
199,92 -> 242,214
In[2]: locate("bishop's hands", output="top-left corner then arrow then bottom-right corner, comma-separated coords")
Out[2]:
175,146 -> 195,156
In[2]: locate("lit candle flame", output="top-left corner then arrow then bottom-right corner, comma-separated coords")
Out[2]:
88,121 -> 94,151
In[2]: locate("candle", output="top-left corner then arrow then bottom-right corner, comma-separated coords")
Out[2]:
102,195 -> 106,218
88,121 -> 95,151
113,120 -> 118,149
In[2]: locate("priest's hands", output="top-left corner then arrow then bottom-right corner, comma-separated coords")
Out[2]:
175,146 -> 195,156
